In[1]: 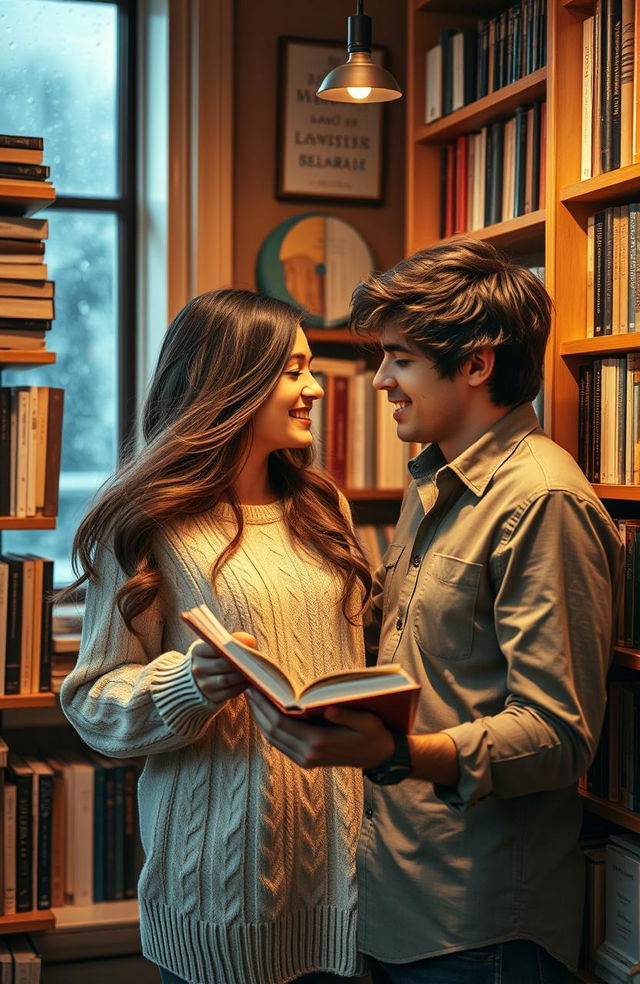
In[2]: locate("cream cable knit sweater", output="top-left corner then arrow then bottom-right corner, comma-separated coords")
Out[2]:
60,501 -> 365,984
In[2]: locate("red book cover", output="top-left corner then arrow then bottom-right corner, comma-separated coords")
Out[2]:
455,135 -> 468,233
330,376 -> 349,488
445,143 -> 456,238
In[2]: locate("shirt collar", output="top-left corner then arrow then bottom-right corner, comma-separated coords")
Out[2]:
409,403 -> 540,499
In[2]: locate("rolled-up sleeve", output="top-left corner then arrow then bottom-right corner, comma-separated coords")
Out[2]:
436,490 -> 623,811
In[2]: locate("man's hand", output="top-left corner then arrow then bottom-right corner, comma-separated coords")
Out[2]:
191,631 -> 256,704
247,689 -> 395,769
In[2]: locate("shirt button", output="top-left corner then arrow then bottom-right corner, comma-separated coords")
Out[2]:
411,553 -> 421,568
395,617 -> 403,631
365,807 -> 373,819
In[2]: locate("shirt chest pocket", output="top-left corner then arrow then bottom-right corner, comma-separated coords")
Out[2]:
412,552 -> 482,662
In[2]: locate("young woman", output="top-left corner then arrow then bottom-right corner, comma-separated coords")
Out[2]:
60,289 -> 372,984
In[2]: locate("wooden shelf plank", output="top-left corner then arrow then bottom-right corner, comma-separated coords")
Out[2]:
416,0 -> 506,11
0,517 -> 56,530
438,210 -> 546,251
0,179 -> 55,217
415,68 -> 547,144
614,647 -> 640,671
345,488 -> 405,500
0,909 -> 55,933
560,163 -> 640,205
305,329 -> 365,345
52,899 -> 139,930
561,334 -> 640,357
0,350 -> 56,368
562,0 -> 593,8
591,484 -> 640,500
0,693 -> 57,710
581,790 -> 640,832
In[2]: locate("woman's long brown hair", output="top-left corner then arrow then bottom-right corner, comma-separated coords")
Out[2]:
61,289 -> 371,630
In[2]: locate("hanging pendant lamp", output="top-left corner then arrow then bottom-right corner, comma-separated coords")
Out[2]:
316,0 -> 402,104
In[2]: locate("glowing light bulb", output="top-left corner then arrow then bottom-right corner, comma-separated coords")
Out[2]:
347,86 -> 372,100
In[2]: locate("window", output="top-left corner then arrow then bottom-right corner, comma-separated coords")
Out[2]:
0,0 -> 136,584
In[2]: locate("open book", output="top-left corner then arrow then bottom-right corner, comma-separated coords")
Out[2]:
181,603 -> 420,733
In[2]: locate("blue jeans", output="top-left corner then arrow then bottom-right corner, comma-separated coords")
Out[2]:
369,941 -> 568,984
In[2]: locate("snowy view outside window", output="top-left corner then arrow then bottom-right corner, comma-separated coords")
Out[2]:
0,0 -> 121,584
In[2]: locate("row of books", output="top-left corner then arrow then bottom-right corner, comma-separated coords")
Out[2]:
0,386 -> 64,518
586,205 -> 640,337
310,358 -> 413,489
439,102 -> 546,237
580,834 -> 640,982
0,740 -> 142,916
0,135 -> 54,350
577,355 -> 640,484
0,554 -> 54,696
425,0 -> 547,124
585,679 -> 640,811
617,519 -> 640,648
355,525 -> 394,571
0,935 -> 40,983
581,1 -> 640,181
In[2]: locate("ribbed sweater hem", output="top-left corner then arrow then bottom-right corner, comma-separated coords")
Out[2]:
140,897 -> 362,984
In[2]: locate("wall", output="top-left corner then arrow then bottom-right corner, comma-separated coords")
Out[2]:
232,0 -> 406,289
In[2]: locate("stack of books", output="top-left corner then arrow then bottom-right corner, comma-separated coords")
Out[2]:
586,205 -> 640,337
0,386 -> 64,518
1,737 -> 143,915
0,935 -> 41,982
581,2 -> 640,180
425,0 -> 547,124
592,834 -> 640,983
439,101 -> 546,236
0,555 -> 54,696
310,358 -> 412,490
0,134 -> 54,352
577,355 -> 640,483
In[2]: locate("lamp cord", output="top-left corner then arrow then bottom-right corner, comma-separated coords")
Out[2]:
357,0 -> 363,14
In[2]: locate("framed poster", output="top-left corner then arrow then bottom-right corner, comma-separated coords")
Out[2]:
276,37 -> 385,204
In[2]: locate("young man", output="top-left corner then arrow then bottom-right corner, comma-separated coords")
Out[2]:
248,239 -> 623,983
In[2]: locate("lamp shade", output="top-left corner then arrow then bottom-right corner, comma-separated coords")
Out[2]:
316,52 -> 402,104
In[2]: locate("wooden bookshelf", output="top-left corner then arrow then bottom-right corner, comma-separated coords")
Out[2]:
0,910 -> 56,933
305,329 -> 369,345
591,485 -> 640,501
561,335 -> 640,357
345,488 -> 406,500
0,517 -> 56,530
0,350 -> 56,368
0,178 -> 55,216
561,163 -> 640,205
415,67 -> 547,145
614,647 -> 640,671
580,791 -> 640,834
443,209 -> 546,251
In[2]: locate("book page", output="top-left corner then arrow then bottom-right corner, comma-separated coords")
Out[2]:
182,605 -> 296,706
298,664 -> 415,701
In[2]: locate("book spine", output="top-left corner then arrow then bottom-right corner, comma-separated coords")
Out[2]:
36,773 -> 52,909
0,135 -> 43,150
113,766 -> 125,901
49,771 -> 65,908
92,764 -> 106,903
601,0 -> 614,171
43,388 -> 64,516
604,207 -> 615,333
3,783 -> 16,915
103,768 -> 116,901
0,163 -> 49,181
0,389 -> 10,516
514,106 -> 527,216
38,559 -> 53,692
582,16 -> 595,180
611,0 -> 623,169
3,559 -> 22,695
593,358 -> 602,482
123,765 -> 138,899
630,204 -> 638,331
13,773 -> 32,912
620,0 -> 634,166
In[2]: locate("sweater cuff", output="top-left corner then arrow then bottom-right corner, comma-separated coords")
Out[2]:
150,648 -> 222,737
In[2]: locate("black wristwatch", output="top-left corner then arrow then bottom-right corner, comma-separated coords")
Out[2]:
363,729 -> 412,785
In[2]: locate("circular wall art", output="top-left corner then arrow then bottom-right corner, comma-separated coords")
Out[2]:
255,212 -> 374,328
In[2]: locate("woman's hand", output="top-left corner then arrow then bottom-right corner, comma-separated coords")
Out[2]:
191,632 -> 256,704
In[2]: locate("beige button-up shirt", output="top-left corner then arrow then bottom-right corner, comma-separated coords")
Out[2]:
358,403 -> 623,970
